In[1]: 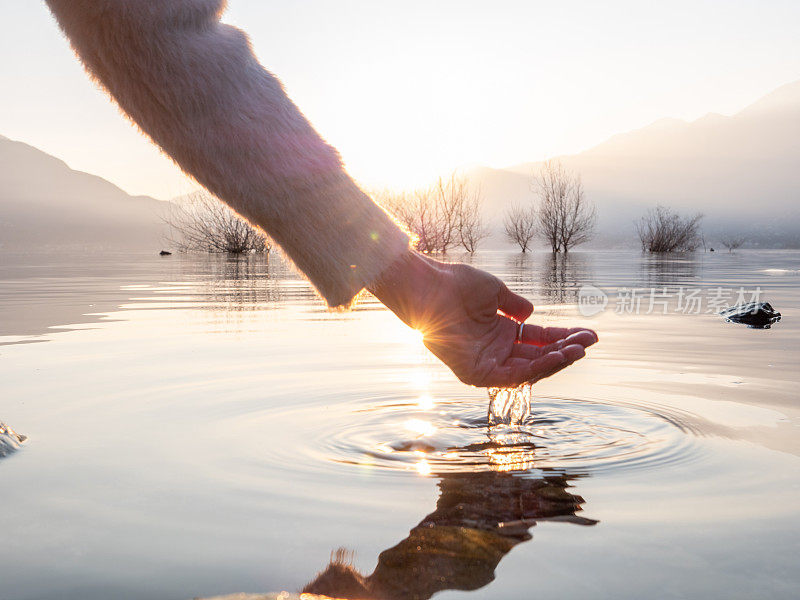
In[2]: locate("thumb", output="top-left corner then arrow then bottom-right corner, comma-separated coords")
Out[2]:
498,283 -> 533,322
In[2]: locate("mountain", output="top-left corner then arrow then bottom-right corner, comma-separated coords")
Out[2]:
2,79 -> 798,252
0,135 -> 169,251
471,80 -> 800,248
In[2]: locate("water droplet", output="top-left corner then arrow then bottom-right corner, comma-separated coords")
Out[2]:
487,384 -> 532,425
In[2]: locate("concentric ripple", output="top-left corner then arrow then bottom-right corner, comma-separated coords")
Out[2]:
306,393 -> 705,477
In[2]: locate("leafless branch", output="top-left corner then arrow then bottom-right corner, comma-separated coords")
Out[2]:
378,172 -> 488,254
164,191 -> 271,254
457,183 -> 490,252
503,203 -> 538,252
720,234 -> 747,252
532,160 -> 596,253
636,205 -> 703,252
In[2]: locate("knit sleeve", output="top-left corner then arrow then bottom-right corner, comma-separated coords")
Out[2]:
45,0 -> 410,308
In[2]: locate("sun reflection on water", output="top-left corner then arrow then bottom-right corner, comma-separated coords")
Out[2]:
404,418 -> 436,437
406,369 -> 431,390
415,458 -> 432,476
416,394 -> 435,410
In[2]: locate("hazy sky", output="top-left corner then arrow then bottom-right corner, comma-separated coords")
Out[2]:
1,1 -> 798,199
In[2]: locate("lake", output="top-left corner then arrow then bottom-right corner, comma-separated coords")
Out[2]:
1,249 -> 798,600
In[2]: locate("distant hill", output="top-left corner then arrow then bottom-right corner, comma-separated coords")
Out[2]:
0,135 -> 168,251
2,79 -> 798,252
470,80 -> 800,248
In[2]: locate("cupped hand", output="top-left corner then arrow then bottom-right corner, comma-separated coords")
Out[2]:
369,252 -> 597,387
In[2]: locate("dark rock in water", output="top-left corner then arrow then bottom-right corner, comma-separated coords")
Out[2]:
0,421 -> 26,458
159,250 -> 172,256
720,302 -> 781,329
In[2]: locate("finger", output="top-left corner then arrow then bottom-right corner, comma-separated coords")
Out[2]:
498,284 -> 533,322
510,343 -> 543,360
520,325 -> 597,347
519,325 -> 571,346
483,343 -> 588,388
512,330 -> 591,360
525,351 -> 572,383
539,329 -> 598,353
528,345 -> 586,382
571,328 -> 599,345
485,351 -> 567,387
560,343 -> 587,364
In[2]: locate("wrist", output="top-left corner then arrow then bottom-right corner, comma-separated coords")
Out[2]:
368,251 -> 445,328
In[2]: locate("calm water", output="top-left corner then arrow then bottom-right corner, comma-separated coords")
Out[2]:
1,250 -> 798,600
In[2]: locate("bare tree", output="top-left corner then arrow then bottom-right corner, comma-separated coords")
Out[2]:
720,234 -> 747,252
457,183 -> 490,252
533,160 -> 596,253
636,205 -> 703,252
375,188 -> 415,241
378,187 -> 448,254
165,191 -> 271,253
430,174 -> 462,253
503,203 -> 538,252
378,173 -> 486,254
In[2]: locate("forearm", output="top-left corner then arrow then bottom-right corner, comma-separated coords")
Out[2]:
45,0 -> 409,308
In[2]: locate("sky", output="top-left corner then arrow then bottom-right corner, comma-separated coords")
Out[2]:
0,0 -> 798,199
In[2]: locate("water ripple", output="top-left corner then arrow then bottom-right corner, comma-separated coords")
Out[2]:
251,393 -> 706,478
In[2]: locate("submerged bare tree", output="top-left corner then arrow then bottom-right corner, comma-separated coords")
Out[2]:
720,234 -> 747,253
378,188 -> 447,254
457,183 -> 490,253
379,173 -> 488,253
165,191 -> 271,253
503,203 -> 538,252
636,205 -> 703,252
533,160 -> 596,253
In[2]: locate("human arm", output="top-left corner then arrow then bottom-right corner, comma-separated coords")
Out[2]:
45,0 -> 410,308
45,0 -> 596,387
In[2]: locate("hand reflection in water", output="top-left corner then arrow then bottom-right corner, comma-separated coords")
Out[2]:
302,470 -> 596,600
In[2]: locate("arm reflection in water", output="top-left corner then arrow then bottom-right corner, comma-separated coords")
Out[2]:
303,470 -> 597,600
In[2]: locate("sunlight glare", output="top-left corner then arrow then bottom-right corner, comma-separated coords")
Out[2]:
395,325 -> 424,346
415,458 -> 432,477
404,418 -> 436,437
406,369 -> 430,390
417,394 -> 435,410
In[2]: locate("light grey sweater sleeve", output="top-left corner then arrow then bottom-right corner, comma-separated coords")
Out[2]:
45,0 -> 410,308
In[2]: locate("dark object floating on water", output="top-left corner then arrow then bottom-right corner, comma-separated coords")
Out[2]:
159,250 -> 172,256
0,421 -> 27,458
710,248 -> 715,252
720,302 -> 781,329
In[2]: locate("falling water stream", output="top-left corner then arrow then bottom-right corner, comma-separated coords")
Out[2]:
487,385 -> 533,426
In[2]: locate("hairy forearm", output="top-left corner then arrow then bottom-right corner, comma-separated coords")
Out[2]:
45,0 -> 409,308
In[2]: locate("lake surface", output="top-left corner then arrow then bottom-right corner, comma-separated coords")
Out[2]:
1,249 -> 798,600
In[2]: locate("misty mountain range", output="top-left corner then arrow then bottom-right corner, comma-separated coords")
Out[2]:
1,80 -> 798,251
470,79 -> 800,248
0,134 -> 168,251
